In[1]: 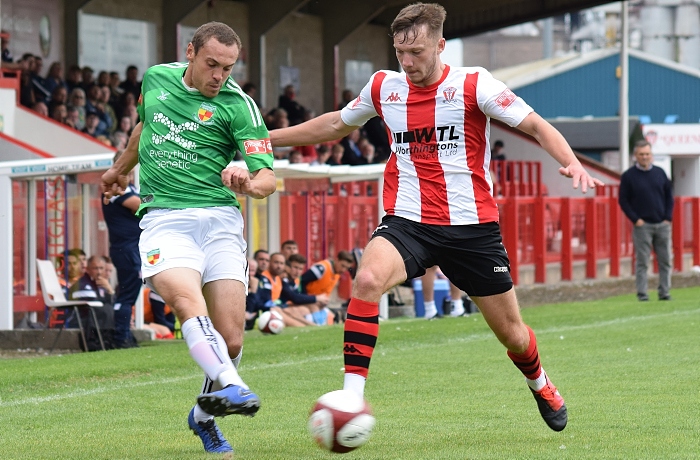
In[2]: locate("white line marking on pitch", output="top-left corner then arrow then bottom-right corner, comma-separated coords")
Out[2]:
1,308 -> 697,407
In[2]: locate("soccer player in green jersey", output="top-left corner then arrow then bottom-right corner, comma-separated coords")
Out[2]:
101,22 -> 276,454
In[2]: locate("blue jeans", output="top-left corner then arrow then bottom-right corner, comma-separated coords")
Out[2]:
632,222 -> 671,298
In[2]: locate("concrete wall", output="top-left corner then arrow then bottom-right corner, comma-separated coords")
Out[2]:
1,0 -> 64,66
337,23 -> 393,101
180,1 -> 249,85
263,12 -> 322,115
81,0 -> 163,68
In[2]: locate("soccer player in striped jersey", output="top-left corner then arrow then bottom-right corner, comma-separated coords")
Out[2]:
101,22 -> 276,453
270,2 -> 604,433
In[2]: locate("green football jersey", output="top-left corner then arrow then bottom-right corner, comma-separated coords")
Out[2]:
136,62 -> 273,216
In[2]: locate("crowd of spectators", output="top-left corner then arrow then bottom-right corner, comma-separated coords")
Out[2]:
2,34 -> 139,149
240,83 -> 391,166
3,29 -> 387,165
245,240 -> 354,330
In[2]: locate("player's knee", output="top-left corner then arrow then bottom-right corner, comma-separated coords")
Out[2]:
502,325 -> 530,353
353,269 -> 386,297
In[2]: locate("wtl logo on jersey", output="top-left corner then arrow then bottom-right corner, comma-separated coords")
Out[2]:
196,102 -> 217,125
385,92 -> 402,102
442,87 -> 457,104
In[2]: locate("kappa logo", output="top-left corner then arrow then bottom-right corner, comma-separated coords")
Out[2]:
495,88 -> 517,109
344,344 -> 361,354
442,86 -> 457,104
385,92 -> 402,102
156,90 -> 169,101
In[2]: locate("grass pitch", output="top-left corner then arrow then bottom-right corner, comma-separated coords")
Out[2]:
1,287 -> 699,459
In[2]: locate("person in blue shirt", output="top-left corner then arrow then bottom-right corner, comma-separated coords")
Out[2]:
101,151 -> 142,348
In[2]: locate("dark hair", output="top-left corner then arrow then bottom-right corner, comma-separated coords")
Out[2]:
391,3 -> 446,44
337,250 -> 355,263
281,240 -> 297,249
494,140 -> 504,148
287,253 -> 307,266
253,249 -> 269,258
191,22 -> 242,55
242,82 -> 257,93
69,248 -> 86,257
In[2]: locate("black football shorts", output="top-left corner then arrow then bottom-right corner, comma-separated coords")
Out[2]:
371,215 -> 513,297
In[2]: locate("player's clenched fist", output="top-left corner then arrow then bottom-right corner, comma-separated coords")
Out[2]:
221,166 -> 252,194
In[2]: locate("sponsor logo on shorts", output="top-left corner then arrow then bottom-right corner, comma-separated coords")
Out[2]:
493,266 -> 508,273
147,249 -> 162,265
244,138 -> 272,155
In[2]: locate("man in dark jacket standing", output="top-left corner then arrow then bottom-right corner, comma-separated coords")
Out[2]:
619,140 -> 674,301
102,151 -> 142,347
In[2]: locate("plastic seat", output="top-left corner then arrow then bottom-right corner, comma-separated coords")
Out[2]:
36,259 -> 105,352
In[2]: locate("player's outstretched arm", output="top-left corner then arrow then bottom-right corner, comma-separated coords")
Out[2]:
222,166 -> 276,199
101,122 -> 143,198
270,111 -> 359,147
517,112 -> 603,193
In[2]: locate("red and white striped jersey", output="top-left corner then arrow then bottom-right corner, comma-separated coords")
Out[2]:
340,65 -> 533,225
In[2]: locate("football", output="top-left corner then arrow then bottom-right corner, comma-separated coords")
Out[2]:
257,310 -> 285,334
308,390 -> 375,453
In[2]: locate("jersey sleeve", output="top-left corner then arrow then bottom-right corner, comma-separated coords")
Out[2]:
136,70 -> 149,122
340,72 -> 381,127
475,68 -> 533,128
228,87 -> 274,173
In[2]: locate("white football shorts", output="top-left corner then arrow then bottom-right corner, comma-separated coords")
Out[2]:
139,206 -> 248,289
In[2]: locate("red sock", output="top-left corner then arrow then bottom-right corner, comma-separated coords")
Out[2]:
343,298 -> 379,378
506,325 -> 542,380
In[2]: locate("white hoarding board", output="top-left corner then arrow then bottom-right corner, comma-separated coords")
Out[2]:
78,12 -> 157,78
643,124 -> 700,155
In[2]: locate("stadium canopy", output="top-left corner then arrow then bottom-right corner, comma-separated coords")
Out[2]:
297,0 -> 614,40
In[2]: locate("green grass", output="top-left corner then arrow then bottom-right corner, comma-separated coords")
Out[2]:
1,288 -> 699,459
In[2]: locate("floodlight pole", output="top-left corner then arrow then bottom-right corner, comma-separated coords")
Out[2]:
619,0 -> 630,172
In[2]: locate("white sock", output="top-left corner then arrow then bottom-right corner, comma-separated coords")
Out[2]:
232,348 -> 242,369
424,300 -> 437,318
343,373 -> 366,398
305,314 -> 313,322
526,369 -> 548,391
181,316 -> 247,390
193,403 -> 214,423
450,298 -> 465,316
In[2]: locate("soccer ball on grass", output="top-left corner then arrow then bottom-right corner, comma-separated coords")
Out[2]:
257,310 -> 285,334
308,390 -> 375,453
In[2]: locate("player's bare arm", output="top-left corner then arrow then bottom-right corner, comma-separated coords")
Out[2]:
517,112 -> 603,193
101,122 -> 143,198
269,111 -> 359,147
221,166 -> 276,199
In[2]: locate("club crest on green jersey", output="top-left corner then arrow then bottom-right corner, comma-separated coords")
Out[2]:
196,102 -> 217,125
